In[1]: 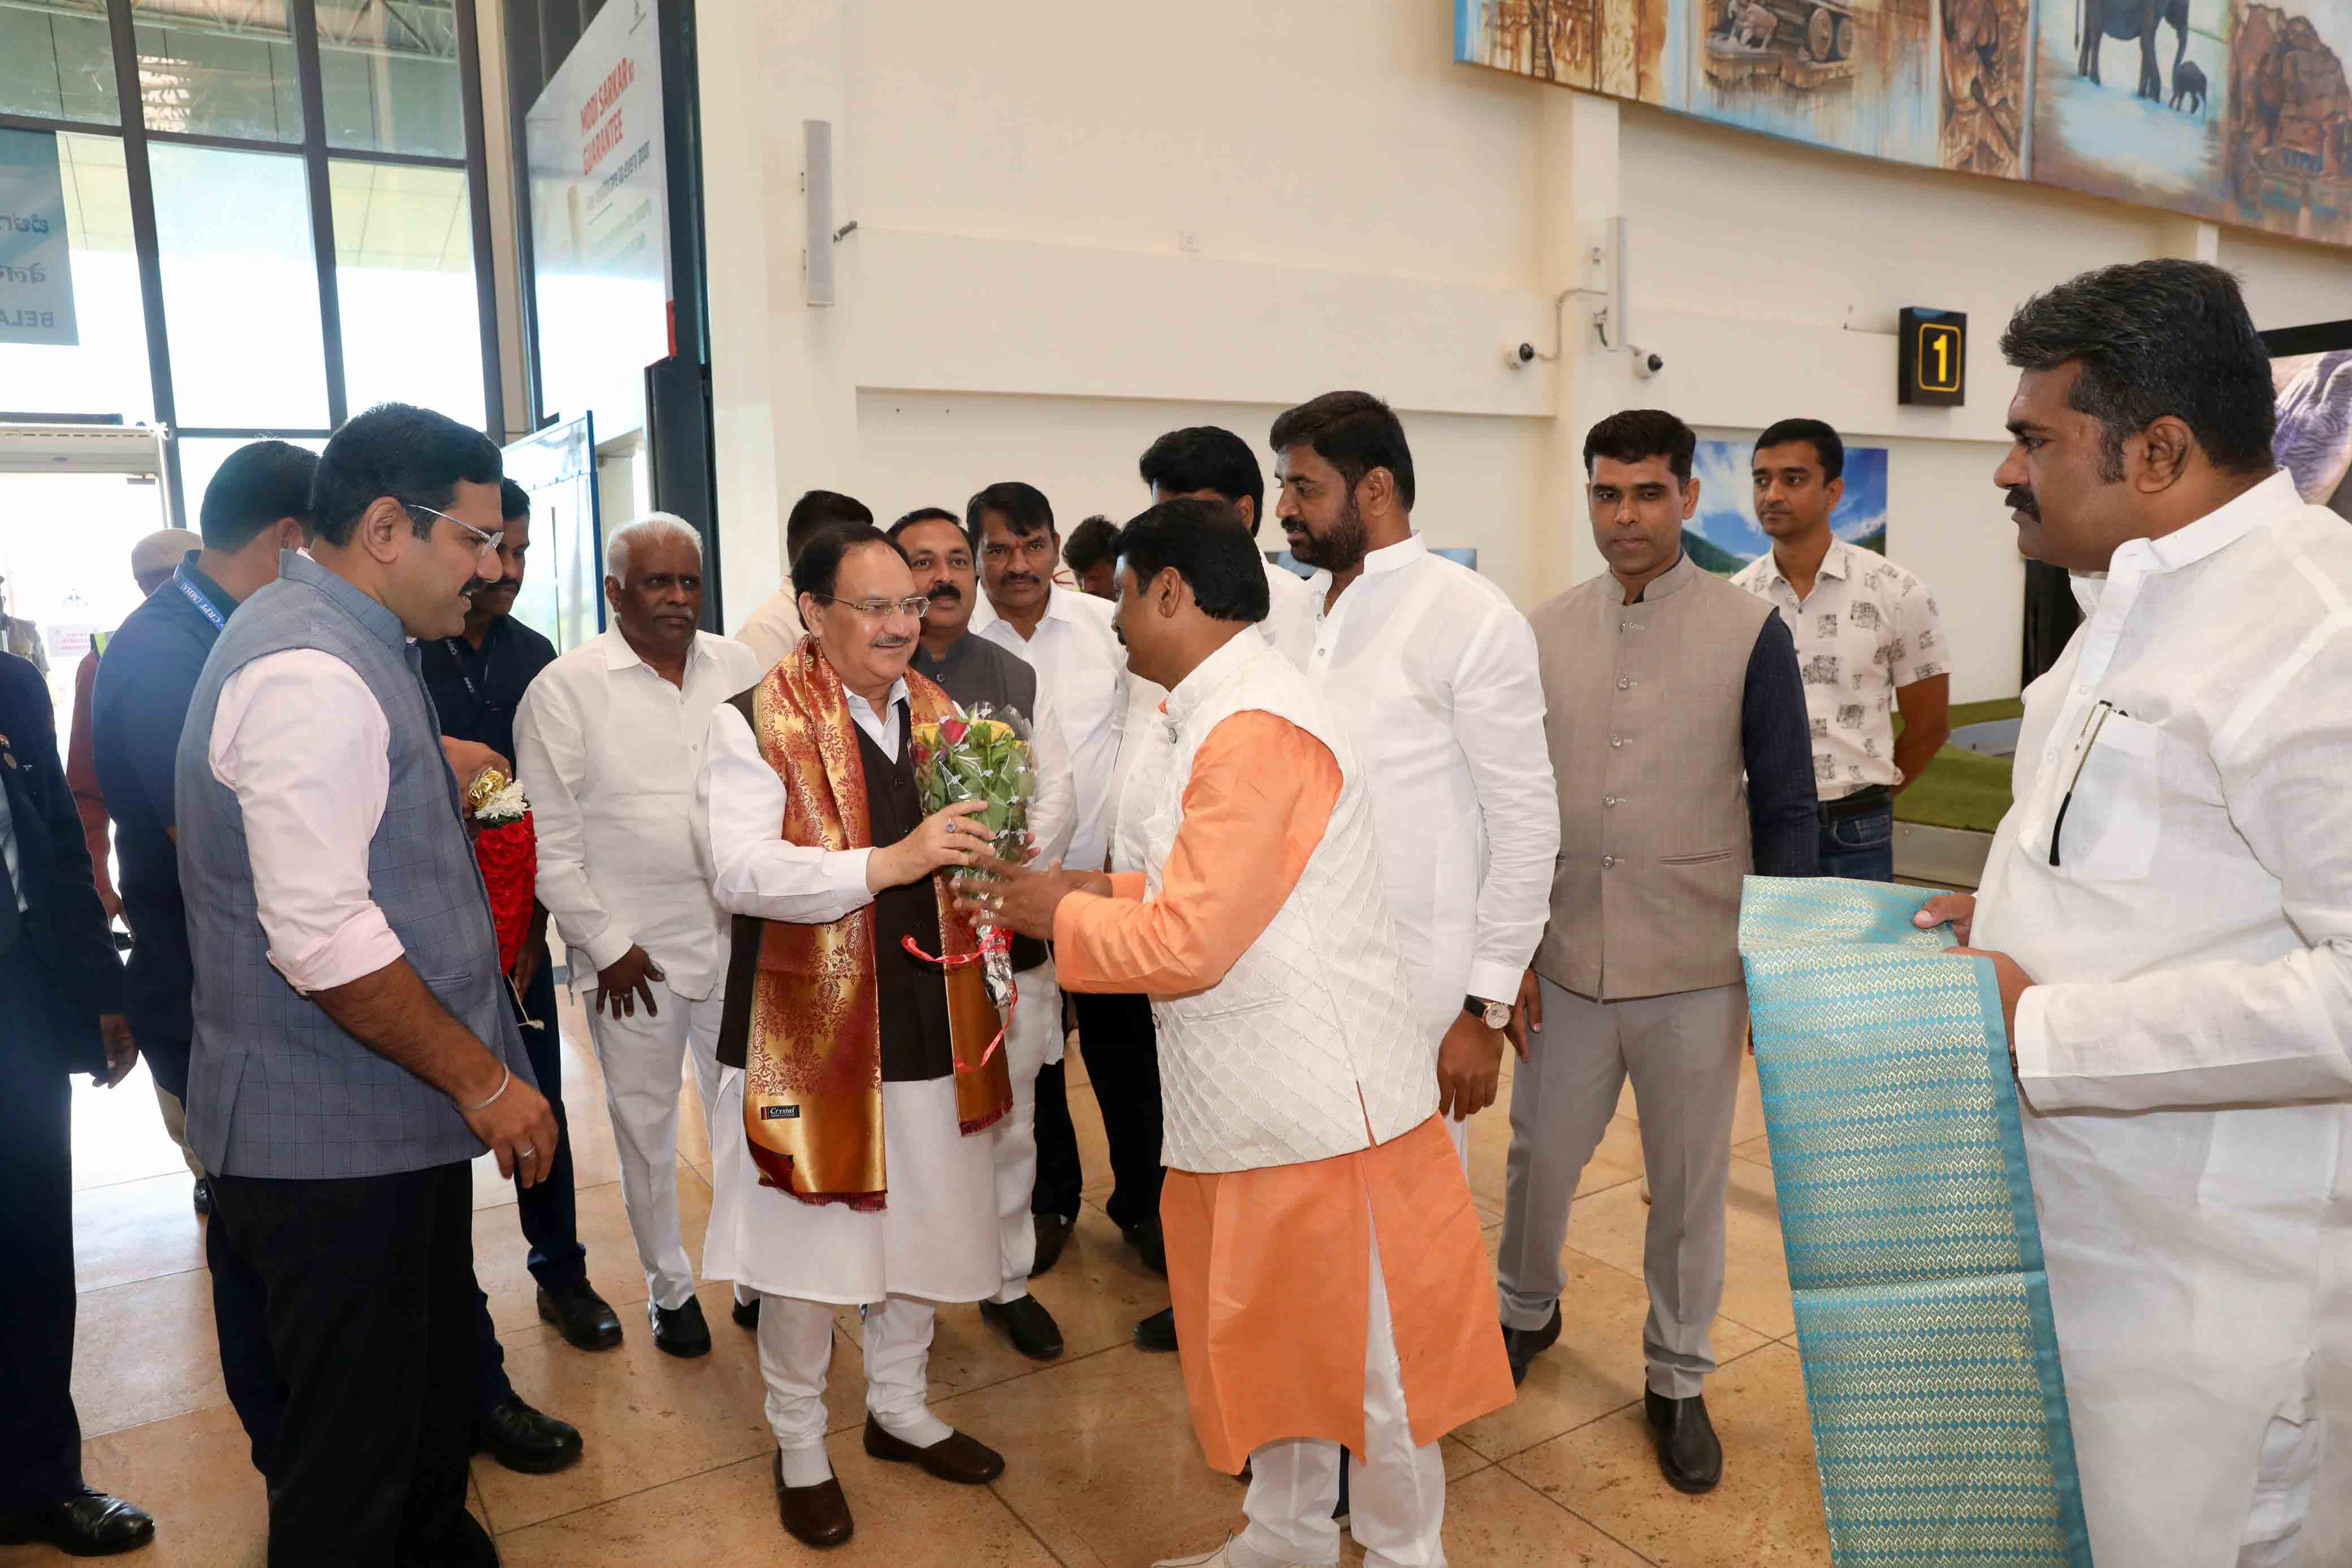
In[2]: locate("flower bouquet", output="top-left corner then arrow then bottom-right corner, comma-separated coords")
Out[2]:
465,767 -> 537,978
909,707 -> 1036,1045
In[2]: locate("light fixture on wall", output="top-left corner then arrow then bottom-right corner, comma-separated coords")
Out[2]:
803,120 -> 857,307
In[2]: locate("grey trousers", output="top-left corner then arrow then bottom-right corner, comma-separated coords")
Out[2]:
1496,977 -> 1748,1400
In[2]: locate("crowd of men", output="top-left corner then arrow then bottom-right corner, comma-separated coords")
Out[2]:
1,257 -> 2344,1568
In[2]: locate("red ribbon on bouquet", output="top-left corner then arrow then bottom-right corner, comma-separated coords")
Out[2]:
898,928 -> 1015,1069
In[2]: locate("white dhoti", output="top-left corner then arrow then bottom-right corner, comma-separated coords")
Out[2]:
582,982 -> 725,1310
989,957 -> 1063,1302
707,1067 -> 1000,1481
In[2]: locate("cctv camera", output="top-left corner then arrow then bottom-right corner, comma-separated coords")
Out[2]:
1632,348 -> 1664,379
1506,341 -> 1537,369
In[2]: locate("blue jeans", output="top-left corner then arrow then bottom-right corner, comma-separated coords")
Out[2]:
1818,802 -> 1896,882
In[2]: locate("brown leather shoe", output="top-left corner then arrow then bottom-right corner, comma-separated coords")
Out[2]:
861,1415 -> 1005,1484
772,1452 -> 853,1548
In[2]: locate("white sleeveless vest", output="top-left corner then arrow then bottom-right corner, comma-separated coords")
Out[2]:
1139,630 -> 1434,1173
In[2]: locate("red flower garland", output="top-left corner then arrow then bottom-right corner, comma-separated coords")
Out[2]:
474,811 -> 538,976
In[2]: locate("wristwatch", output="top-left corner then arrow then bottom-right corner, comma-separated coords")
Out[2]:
1464,995 -> 1511,1031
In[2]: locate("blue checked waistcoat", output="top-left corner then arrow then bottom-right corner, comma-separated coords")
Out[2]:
176,551 -> 532,1179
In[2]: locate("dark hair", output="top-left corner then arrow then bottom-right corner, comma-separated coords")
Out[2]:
198,439 -> 318,552
1063,516 -> 1119,573
886,506 -> 963,542
2001,259 -> 2275,479
1112,498 -> 1270,624
785,490 -> 874,564
310,403 -> 502,549
1268,391 -> 1416,511
1139,426 -> 1265,531
1753,418 -> 1845,482
1583,408 -> 1697,483
790,522 -> 907,602
965,481 -> 1055,549
500,477 -> 531,522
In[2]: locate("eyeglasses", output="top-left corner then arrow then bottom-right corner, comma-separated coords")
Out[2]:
809,594 -> 932,620
402,501 -> 504,559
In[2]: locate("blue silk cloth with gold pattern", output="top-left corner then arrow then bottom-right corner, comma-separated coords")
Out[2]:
1740,876 -> 2094,1567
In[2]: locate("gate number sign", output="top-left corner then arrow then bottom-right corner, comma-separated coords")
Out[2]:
1900,307 -> 1965,407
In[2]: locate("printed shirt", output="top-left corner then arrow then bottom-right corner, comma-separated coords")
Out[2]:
1731,540 -> 1948,800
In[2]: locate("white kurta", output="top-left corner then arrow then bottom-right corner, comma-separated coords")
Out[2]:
692,677 -> 998,1307
971,584 -> 1129,873
1267,534 -> 1559,1041
1972,472 -> 2352,1568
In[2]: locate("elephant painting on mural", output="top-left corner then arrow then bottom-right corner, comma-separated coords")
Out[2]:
2077,0 -> 2191,101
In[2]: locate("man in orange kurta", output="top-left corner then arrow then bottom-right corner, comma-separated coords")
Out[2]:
975,500 -> 1512,1568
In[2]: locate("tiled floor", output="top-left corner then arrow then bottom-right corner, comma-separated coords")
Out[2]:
23,996 -> 1831,1567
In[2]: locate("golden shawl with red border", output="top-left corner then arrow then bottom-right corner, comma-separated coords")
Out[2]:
739,638 -> 1012,1209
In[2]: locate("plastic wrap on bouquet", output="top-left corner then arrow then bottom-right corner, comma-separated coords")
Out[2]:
465,768 -> 537,977
1739,876 -> 2092,1568
910,707 -> 1036,1052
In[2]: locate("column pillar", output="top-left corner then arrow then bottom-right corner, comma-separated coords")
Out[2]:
1534,88 -> 1624,597
698,0 -> 862,625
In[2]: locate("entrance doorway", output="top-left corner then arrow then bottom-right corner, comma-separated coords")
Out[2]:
0,424 -> 174,740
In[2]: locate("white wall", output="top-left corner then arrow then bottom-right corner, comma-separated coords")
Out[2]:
699,0 -> 2352,707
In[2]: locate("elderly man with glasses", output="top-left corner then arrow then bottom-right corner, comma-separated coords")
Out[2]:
695,521 -> 1018,1549
514,514 -> 765,1358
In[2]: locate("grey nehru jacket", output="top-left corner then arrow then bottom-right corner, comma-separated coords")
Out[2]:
1530,552 -> 1818,1002
176,551 -> 533,1180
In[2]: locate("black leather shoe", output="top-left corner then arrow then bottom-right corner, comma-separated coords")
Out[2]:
1503,1302 -> 1562,1386
773,1452 -> 853,1548
733,1292 -> 760,1329
1029,1212 -> 1075,1277
979,1294 -> 1065,1360
1645,1389 -> 1723,1493
1122,1219 -> 1168,1276
0,1490 -> 156,1556
191,1177 -> 213,1217
473,1394 -> 585,1475
537,1281 -> 623,1351
862,1416 -> 1005,1484
1134,1306 -> 1179,1353
650,1296 -> 712,1358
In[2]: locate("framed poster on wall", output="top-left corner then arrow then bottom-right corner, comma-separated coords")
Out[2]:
2263,318 -> 2352,521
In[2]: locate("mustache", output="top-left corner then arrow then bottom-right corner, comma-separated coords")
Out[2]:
926,581 -> 962,604
997,571 -> 1039,587
2005,486 -> 2040,521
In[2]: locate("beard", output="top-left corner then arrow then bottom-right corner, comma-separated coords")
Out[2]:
1289,493 -> 1369,574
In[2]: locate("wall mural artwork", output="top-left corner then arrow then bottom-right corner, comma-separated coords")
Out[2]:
1685,439 -> 1890,575
1456,0 -> 2352,245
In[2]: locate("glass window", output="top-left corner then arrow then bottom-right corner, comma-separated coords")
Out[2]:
331,159 -> 484,426
0,131 -> 153,423
131,0 -> 300,141
0,0 -> 119,125
318,1 -> 464,160
149,142 -> 326,427
173,433 -> 325,531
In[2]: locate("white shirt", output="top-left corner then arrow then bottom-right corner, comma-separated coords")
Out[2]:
0,760 -> 24,914
1268,532 -> 1559,1036
207,649 -> 402,993
698,676 -> 910,925
731,584 -> 803,675
1261,555 -> 1312,610
971,584 -> 1129,873
513,627 -> 766,999
1731,541 -> 1948,798
1972,471 -> 2352,1566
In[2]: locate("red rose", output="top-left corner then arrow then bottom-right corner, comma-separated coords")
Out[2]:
941,718 -> 969,743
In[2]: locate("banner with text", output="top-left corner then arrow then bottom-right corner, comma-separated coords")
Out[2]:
525,0 -> 668,439
0,129 -> 79,347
